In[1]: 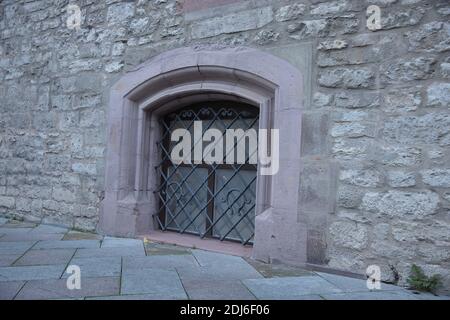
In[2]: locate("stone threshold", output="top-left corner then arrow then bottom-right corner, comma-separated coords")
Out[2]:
138,231 -> 253,258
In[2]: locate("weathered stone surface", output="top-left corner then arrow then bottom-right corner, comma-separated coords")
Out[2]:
107,3 -> 135,25
243,276 -> 341,299
380,57 -> 436,84
253,30 -> 280,45
339,169 -> 383,188
407,22 -> 450,53
15,277 -> 120,300
337,185 -> 364,209
361,190 -> 440,218
313,92 -> 333,108
318,39 -> 348,51
0,196 -> 15,209
421,169 -> 450,188
317,47 -> 377,67
378,8 -> 425,30
329,221 -> 368,250
426,82 -> 450,107
375,145 -> 422,167
387,171 -> 416,187
275,3 -> 306,22
334,91 -> 379,109
332,137 -> 372,160
392,220 -> 450,245
191,7 -> 273,39
382,87 -> 422,113
310,1 -> 355,16
288,19 -> 328,39
383,113 -> 450,146
331,122 -> 374,138
318,68 -> 375,88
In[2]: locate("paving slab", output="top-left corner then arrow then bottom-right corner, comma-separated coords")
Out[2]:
191,249 -> 245,267
317,272 -> 404,293
243,276 -> 342,299
74,246 -> 145,259
177,253 -> 263,281
15,277 -> 120,300
322,290 -> 419,300
0,233 -> 64,242
121,267 -> 186,296
2,221 -> 36,228
145,242 -> 191,255
101,237 -> 144,248
87,292 -> 188,300
0,254 -> 21,267
407,292 -> 450,300
14,249 -> 76,266
30,225 -> 69,234
0,228 -> 33,235
0,264 -> 66,281
62,257 -> 121,278
245,258 -> 314,278
182,279 -> 256,300
0,281 -> 25,300
63,231 -> 103,241
122,255 -> 199,271
0,241 -> 36,255
34,240 -> 100,250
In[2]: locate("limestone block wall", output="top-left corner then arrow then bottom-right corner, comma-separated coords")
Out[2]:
0,0 -> 449,288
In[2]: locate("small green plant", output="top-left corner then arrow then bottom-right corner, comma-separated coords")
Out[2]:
407,264 -> 442,294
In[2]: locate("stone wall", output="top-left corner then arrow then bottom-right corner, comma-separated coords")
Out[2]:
0,0 -> 449,288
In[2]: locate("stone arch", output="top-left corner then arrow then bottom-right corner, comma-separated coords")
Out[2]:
99,46 -> 306,264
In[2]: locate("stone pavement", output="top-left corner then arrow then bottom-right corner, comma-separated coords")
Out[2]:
0,218 -> 448,300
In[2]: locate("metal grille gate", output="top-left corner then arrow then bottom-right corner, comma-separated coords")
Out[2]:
154,102 -> 259,245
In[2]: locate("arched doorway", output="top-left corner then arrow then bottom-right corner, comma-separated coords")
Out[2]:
100,46 -> 306,265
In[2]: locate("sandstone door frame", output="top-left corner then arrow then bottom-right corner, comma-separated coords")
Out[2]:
99,46 -> 306,264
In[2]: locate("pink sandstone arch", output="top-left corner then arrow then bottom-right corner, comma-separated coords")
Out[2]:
99,46 -> 306,265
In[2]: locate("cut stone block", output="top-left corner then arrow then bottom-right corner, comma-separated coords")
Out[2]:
2,221 -> 36,228
14,249 -> 75,266
15,277 -> 120,300
121,268 -> 186,296
0,281 -> 25,300
122,255 -> 199,270
177,262 -> 262,282
317,272 -> 404,292
0,264 -> 66,281
62,257 -> 121,278
63,231 -> 103,241
243,276 -> 342,299
182,279 -> 256,300
0,233 -> 64,242
0,254 -> 21,267
101,237 -> 144,248
31,225 -> 69,234
34,240 -> 100,250
144,242 -> 191,256
0,241 -> 36,255
245,258 -> 313,278
74,246 -> 145,259
191,249 -> 245,267
0,228 -> 33,235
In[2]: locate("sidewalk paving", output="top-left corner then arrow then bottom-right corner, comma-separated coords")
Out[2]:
0,218 -> 448,300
